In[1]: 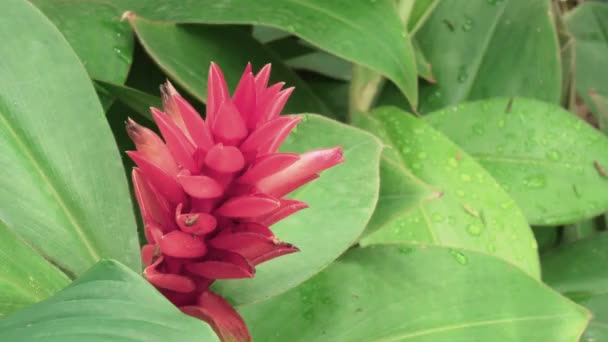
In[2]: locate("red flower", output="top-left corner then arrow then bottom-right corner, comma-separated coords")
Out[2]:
127,63 -> 344,342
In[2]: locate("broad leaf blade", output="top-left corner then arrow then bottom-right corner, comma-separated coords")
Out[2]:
31,0 -> 134,109
0,0 -> 140,275
0,260 -> 219,341
128,15 -> 329,115
0,220 -> 70,316
31,0 -> 133,84
107,0 -> 419,107
241,246 -> 589,341
213,114 -> 382,306
416,0 -> 560,113
426,97 -> 608,225
354,107 -> 539,278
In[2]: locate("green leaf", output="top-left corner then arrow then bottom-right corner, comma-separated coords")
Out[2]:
286,52 -> 352,81
95,80 -> 160,121
543,233 -> 608,341
405,0 -> 440,34
566,2 -> 608,119
107,0 -> 418,107
213,114 -> 382,306
240,245 -> 589,341
416,0 -> 561,113
0,0 -> 139,275
0,259 -> 219,341
353,107 -> 539,278
426,97 -> 608,225
413,38 -> 435,82
31,0 -> 134,109
0,220 -> 70,316
127,15 -> 329,115
363,154 -> 437,238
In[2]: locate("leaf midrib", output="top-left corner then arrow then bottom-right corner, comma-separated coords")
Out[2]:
374,313 -> 579,341
0,109 -> 100,264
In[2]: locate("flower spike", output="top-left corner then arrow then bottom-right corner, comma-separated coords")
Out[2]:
126,63 -> 344,342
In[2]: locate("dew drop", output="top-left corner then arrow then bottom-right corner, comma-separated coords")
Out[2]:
472,123 -> 485,136
546,150 -> 561,161
399,246 -> 413,254
460,174 -> 472,182
486,243 -> 496,253
523,175 -> 546,189
411,162 -> 422,170
417,151 -> 428,159
497,119 -> 505,127
449,249 -> 469,265
456,189 -> 465,197
461,17 -> 473,32
432,213 -> 444,222
466,223 -> 483,236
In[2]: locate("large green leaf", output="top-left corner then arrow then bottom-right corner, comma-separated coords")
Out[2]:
0,0 -> 139,275
213,114 -> 382,306
354,107 -> 539,278
543,233 -> 608,342
566,2 -> 608,118
0,220 -> 70,316
0,260 -> 219,341
426,97 -> 608,225
31,0 -> 134,109
241,245 -> 588,341
107,0 -> 418,107
128,15 -> 329,115
416,0 -> 561,113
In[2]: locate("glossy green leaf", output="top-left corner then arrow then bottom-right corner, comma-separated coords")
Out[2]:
241,245 -> 588,341
566,2 -> 608,118
404,0 -> 440,34
252,26 -> 291,43
0,0 -> 139,275
543,233 -> 608,341
413,38 -> 435,82
0,260 -> 219,341
107,0 -> 418,107
95,80 -> 159,121
128,15 -> 329,115
213,114 -> 382,306
416,0 -> 561,113
354,107 -> 539,278
426,97 -> 608,225
287,52 -> 352,81
0,220 -> 70,316
363,154 -> 437,238
31,0 -> 134,109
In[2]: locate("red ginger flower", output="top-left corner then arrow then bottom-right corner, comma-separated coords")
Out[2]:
126,62 -> 344,342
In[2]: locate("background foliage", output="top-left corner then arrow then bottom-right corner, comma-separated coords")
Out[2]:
0,0 -> 606,341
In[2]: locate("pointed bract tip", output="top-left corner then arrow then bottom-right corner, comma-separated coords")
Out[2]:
121,11 -> 136,22
161,80 -> 179,97
125,118 -> 148,144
